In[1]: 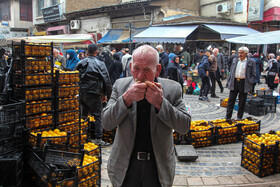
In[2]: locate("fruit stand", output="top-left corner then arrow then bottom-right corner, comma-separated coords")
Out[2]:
0,40 -> 101,187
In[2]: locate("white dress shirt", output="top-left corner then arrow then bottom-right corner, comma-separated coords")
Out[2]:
235,58 -> 247,79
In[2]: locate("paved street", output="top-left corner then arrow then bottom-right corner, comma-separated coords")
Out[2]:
101,80 -> 280,186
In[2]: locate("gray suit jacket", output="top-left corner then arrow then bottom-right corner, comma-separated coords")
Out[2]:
228,57 -> 256,93
102,77 -> 191,187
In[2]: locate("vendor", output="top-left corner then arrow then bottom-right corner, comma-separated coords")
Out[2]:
53,49 -> 66,70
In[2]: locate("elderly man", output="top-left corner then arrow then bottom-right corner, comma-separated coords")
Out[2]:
53,49 -> 66,70
102,45 -> 191,187
226,47 -> 256,119
209,48 -> 218,98
156,45 -> 169,72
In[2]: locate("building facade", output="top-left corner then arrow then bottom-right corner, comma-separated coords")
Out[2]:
0,0 -> 33,39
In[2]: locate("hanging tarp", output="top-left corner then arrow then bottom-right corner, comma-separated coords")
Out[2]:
226,30 -> 280,44
7,34 -> 95,44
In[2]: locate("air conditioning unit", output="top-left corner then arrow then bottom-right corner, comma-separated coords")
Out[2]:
70,20 -> 80,30
216,3 -> 229,14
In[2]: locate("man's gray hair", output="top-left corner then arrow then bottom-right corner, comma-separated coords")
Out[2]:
132,45 -> 159,65
53,48 -> 59,53
238,46 -> 249,54
269,53 -> 275,59
156,45 -> 164,51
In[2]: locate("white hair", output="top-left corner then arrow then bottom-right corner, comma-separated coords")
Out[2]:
156,45 -> 164,51
132,45 -> 159,65
238,46 -> 249,54
213,48 -> 219,53
269,53 -> 275,59
53,48 -> 59,53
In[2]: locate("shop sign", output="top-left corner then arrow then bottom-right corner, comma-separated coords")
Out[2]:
248,0 -> 264,22
42,4 -> 61,23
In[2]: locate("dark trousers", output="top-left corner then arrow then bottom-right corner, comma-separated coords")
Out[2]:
216,69 -> 223,91
210,71 -> 216,96
199,76 -> 210,97
122,153 -> 161,187
226,79 -> 248,119
80,93 -> 103,139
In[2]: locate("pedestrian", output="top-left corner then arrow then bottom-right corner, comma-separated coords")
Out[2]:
226,47 -> 256,120
228,50 -> 238,72
102,51 -> 114,77
251,53 -> 262,93
198,50 -> 211,102
156,45 -> 169,73
111,47 -> 117,56
53,49 -> 66,70
102,44 -> 191,187
74,44 -> 112,146
264,53 -> 279,90
180,47 -> 191,68
66,49 -> 80,71
121,48 -> 132,73
110,53 -> 123,85
216,48 -> 225,93
78,51 -> 85,60
209,48 -> 218,98
166,55 -> 184,90
116,48 -> 126,60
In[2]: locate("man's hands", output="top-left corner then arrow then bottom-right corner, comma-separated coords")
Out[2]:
123,81 -> 163,110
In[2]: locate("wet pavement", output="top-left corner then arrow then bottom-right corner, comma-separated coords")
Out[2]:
100,80 -> 280,186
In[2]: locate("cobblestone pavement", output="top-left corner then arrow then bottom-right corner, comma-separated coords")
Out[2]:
101,80 -> 280,186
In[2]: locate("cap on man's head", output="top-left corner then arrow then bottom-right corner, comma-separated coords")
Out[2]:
204,49 -> 211,53
88,44 -> 98,52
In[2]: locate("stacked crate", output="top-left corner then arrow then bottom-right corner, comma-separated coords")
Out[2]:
12,41 -> 54,132
55,70 -> 88,148
182,120 -> 215,148
234,117 -> 261,140
210,119 -> 241,145
241,132 -> 279,177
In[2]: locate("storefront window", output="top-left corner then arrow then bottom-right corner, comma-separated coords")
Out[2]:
0,1 -> 10,21
20,0 -> 32,21
37,0 -> 44,17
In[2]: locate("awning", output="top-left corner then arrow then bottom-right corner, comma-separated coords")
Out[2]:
133,25 -> 198,43
97,29 -> 123,44
98,28 -> 148,44
8,33 -> 95,44
203,24 -> 260,40
226,30 -> 280,45
0,35 -> 11,47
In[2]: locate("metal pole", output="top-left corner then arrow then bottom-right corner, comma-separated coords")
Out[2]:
129,21 -> 132,53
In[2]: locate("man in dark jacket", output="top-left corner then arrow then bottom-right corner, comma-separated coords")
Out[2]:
216,49 -> 225,93
199,50 -> 211,102
75,44 -> 112,146
156,45 -> 169,73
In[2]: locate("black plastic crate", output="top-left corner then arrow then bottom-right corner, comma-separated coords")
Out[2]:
58,85 -> 79,98
55,71 -> 80,85
26,100 -> 53,116
0,136 -> 25,156
264,95 -> 277,113
13,73 -> 53,87
43,148 -> 84,167
78,172 -> 100,187
102,128 -> 116,144
58,120 -> 89,134
234,117 -> 261,136
0,93 -> 9,105
26,113 -> 53,130
0,152 -> 23,186
13,58 -> 52,73
243,136 -> 277,155
0,121 -> 25,138
173,131 -> 181,145
57,110 -> 79,125
58,97 -> 79,112
249,105 -> 268,116
28,151 -> 77,184
242,146 -> 274,167
241,157 -> 274,177
0,99 -> 25,125
83,143 -> 101,157
77,155 -> 101,180
14,86 -> 53,101
220,98 -> 228,108
12,42 -> 52,57
256,89 -> 273,98
248,97 -> 264,106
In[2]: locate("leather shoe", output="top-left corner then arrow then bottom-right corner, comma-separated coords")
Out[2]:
211,95 -> 219,98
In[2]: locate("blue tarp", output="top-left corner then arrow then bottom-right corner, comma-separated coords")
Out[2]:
97,29 -> 123,44
133,25 -> 198,43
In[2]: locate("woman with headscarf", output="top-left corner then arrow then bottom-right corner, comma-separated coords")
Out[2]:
110,53 -> 123,85
265,53 -> 279,90
66,49 -> 80,71
166,55 -> 184,90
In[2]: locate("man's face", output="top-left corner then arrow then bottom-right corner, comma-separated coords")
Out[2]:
205,51 -> 210,57
277,56 -> 280,61
111,49 -> 116,54
53,50 -> 58,58
130,54 -> 161,82
156,47 -> 161,53
238,50 -> 247,60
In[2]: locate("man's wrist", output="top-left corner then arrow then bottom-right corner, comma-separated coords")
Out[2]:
123,92 -> 132,108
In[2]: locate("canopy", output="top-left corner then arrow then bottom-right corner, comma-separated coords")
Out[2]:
226,30 -> 280,44
203,24 -> 260,40
98,27 -> 148,44
7,33 -> 95,44
0,35 -> 11,47
133,25 -> 198,43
